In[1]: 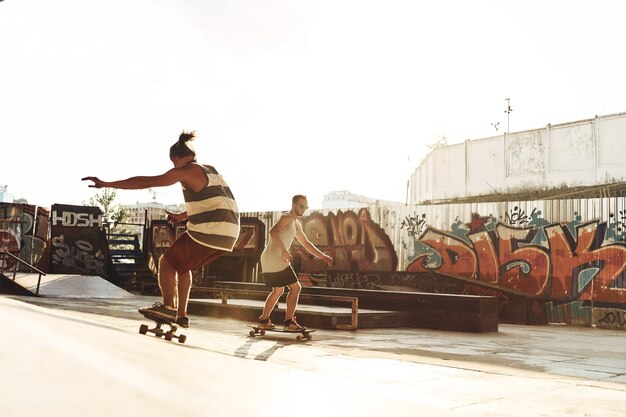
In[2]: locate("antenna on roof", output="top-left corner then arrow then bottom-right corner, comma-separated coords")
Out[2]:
504,98 -> 513,133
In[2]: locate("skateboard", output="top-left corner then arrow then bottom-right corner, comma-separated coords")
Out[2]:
139,312 -> 187,344
247,325 -> 315,341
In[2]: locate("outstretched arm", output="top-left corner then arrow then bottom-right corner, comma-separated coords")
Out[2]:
82,167 -> 187,190
295,228 -> 333,266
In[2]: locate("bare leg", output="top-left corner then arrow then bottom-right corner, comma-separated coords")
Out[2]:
177,270 -> 192,317
261,287 -> 284,319
158,255 -> 177,309
285,281 -> 302,321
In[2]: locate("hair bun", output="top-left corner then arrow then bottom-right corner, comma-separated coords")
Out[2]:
179,130 -> 196,143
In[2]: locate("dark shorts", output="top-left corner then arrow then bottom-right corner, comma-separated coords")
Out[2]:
262,266 -> 298,289
162,232 -> 225,275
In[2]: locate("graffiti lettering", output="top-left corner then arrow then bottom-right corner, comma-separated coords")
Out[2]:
546,222 -> 626,302
327,271 -> 382,290
400,213 -> 427,237
407,228 -> 478,278
0,228 -> 20,271
51,210 -> 103,228
497,223 -> 550,295
326,271 -> 458,293
598,311 -> 626,327
1,203 -> 50,271
51,234 -> 106,275
468,230 -> 499,283
606,213 -> 626,243
293,209 -> 397,273
407,220 -> 626,303
504,206 -> 529,226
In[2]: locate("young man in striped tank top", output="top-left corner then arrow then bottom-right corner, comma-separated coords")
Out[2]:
83,131 -> 239,328
258,195 -> 333,330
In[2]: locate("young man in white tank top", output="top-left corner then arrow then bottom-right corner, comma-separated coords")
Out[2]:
258,195 -> 332,330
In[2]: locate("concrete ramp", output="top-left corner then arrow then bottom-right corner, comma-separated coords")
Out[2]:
7,272 -> 134,298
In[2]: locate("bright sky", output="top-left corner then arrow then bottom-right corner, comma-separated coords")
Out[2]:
1,0 -> 626,212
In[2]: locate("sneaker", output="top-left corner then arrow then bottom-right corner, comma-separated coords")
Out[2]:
257,317 -> 275,330
138,302 -> 176,321
284,318 -> 306,331
175,316 -> 190,328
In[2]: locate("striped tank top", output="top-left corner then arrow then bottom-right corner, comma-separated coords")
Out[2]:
183,164 -> 240,251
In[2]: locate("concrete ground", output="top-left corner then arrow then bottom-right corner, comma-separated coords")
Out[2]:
2,294 -> 625,417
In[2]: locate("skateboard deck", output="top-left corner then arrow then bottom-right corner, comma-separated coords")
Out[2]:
247,325 -> 316,341
139,311 -> 187,343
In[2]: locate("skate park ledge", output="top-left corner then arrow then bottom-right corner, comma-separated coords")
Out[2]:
187,282 -> 499,333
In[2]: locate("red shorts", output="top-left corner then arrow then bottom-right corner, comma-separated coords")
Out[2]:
162,232 -> 225,275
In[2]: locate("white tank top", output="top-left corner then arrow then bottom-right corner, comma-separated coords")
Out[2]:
260,214 -> 301,273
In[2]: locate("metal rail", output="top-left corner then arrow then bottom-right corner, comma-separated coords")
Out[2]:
0,250 -> 46,295
193,287 -> 359,330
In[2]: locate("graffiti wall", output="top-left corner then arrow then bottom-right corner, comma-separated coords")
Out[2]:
0,203 -> 50,272
50,204 -> 110,278
291,208 -> 397,273
401,198 -> 626,329
240,200 -> 626,329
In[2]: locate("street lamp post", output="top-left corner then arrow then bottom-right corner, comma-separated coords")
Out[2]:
504,98 -> 513,134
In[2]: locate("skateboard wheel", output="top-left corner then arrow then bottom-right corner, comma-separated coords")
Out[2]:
307,334 -> 312,340
164,331 -> 173,341
296,335 -> 302,341
139,324 -> 148,335
249,330 -> 256,337
260,330 -> 266,336
178,334 -> 187,344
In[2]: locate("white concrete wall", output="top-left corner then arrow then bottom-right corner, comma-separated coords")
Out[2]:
414,152 -> 434,202
322,191 -> 402,210
467,136 -> 505,196
432,143 -> 466,199
598,114 -> 626,181
410,112 -> 626,203
547,120 -> 595,187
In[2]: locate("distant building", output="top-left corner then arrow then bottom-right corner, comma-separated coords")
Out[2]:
322,191 -> 402,210
122,201 -> 185,225
0,184 -> 14,203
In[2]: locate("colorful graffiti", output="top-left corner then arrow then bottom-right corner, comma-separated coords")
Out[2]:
0,203 -> 49,272
291,208 -> 397,273
406,214 -> 626,305
0,223 -> 20,272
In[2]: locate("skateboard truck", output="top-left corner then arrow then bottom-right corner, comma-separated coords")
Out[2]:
139,314 -> 187,343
